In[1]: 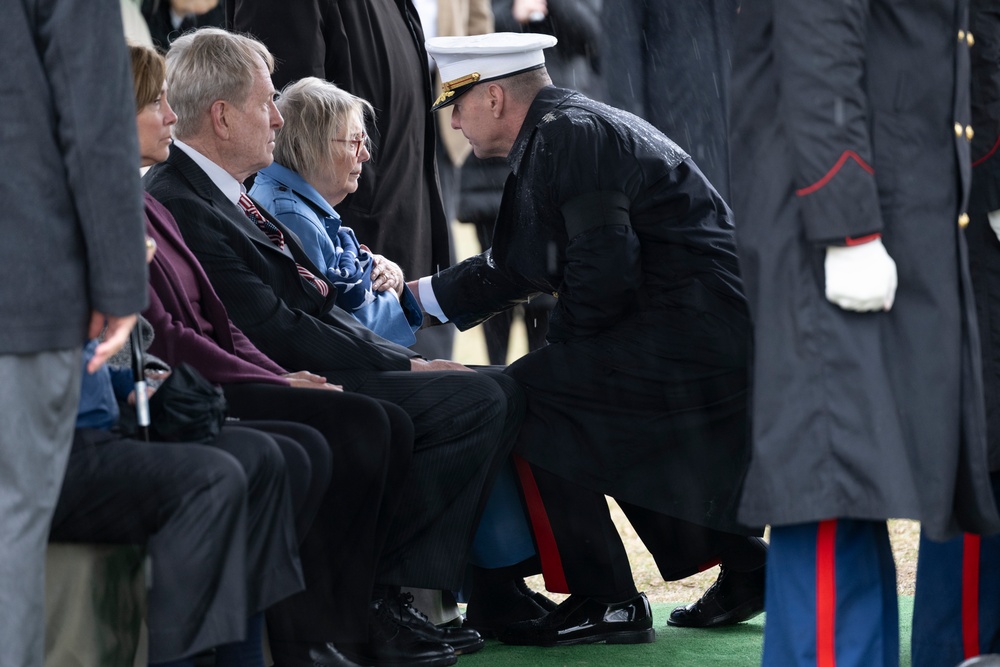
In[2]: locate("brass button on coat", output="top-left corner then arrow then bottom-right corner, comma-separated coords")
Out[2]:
966,125 -> 975,141
967,32 -> 975,47
955,122 -> 964,137
959,213 -> 970,228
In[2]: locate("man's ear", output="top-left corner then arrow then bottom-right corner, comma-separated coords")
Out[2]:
486,83 -> 505,118
209,100 -> 229,139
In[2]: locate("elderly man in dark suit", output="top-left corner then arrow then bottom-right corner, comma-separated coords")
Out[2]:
142,27 -> 523,667
1,2 -> 147,665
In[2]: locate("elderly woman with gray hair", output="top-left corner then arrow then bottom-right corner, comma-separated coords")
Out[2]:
250,77 -> 423,347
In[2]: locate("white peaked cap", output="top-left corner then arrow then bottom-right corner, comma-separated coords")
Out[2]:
426,32 -> 558,110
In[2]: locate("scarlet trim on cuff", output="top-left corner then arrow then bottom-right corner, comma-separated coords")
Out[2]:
796,150 -> 875,197
972,134 -> 1000,168
844,233 -> 881,247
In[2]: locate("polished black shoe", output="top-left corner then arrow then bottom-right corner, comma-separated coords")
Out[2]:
667,565 -> 765,628
385,592 -> 484,655
465,589 -> 550,639
340,599 -> 457,667
269,640 -> 368,667
498,592 -> 656,646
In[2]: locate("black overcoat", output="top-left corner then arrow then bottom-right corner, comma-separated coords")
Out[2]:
433,87 -> 754,530
730,0 -> 1000,540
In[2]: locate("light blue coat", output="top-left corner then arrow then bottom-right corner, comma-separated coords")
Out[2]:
251,162 -> 422,347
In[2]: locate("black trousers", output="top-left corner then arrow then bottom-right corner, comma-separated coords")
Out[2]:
526,463 -> 767,599
50,426 -> 302,663
324,367 -> 525,592
222,384 -> 414,644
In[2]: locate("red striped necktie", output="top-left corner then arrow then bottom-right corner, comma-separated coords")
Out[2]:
238,193 -> 329,297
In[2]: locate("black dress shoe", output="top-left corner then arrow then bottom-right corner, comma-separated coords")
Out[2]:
385,592 -> 484,655
667,565 -> 765,628
465,590 -> 550,638
498,592 -> 656,646
340,599 -> 457,667
269,640 -> 368,667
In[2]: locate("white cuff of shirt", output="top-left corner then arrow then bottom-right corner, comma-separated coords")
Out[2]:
418,276 -> 450,323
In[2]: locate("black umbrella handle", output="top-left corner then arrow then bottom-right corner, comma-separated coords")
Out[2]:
130,326 -> 150,441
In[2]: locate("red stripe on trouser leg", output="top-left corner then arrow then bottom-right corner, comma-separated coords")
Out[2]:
513,455 -> 569,593
816,520 -> 838,667
963,533 -> 982,659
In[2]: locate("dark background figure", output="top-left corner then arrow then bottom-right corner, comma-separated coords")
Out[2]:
457,0 -> 603,364
600,0 -> 735,201
912,2 -> 1000,665
142,0 -> 226,50
229,0 -> 456,359
1,2 -> 148,665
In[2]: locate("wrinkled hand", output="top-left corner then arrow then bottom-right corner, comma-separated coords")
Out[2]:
824,238 -> 897,312
87,313 -> 138,373
988,209 -> 1000,243
170,0 -> 219,15
283,370 -> 343,391
409,358 -> 474,373
368,247 -> 405,298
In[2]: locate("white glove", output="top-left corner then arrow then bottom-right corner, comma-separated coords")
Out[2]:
824,238 -> 898,312
988,209 -> 1000,243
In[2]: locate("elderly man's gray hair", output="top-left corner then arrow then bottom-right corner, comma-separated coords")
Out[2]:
166,27 -> 275,139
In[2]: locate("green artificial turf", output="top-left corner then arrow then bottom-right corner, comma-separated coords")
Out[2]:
458,598 -> 914,667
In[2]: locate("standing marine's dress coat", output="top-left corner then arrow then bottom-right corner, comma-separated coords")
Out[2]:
432,86 -> 753,529
730,0 -> 1000,540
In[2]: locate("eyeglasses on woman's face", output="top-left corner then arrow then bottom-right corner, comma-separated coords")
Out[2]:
332,131 -> 368,158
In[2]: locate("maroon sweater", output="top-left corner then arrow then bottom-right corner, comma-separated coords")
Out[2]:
143,192 -> 289,386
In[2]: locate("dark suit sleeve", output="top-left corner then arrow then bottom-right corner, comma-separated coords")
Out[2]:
37,0 -> 148,316
431,251 -> 538,330
159,195 -> 415,374
772,0 -> 883,244
143,278 -> 289,387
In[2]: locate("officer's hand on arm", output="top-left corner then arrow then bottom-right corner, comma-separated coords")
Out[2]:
989,210 -> 1000,242
824,236 -> 897,312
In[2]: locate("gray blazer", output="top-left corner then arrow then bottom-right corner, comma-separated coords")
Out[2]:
1,0 -> 148,354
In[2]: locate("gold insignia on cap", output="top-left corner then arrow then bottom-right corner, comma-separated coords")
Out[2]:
442,72 -> 482,93
434,90 -> 455,107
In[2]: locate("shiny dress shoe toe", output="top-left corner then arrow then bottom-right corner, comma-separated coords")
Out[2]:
498,592 -> 656,647
667,565 -> 765,628
340,599 -> 457,667
269,640 -> 368,667
386,592 -> 484,655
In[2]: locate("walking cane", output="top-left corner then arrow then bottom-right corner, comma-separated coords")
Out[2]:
130,326 -> 150,442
